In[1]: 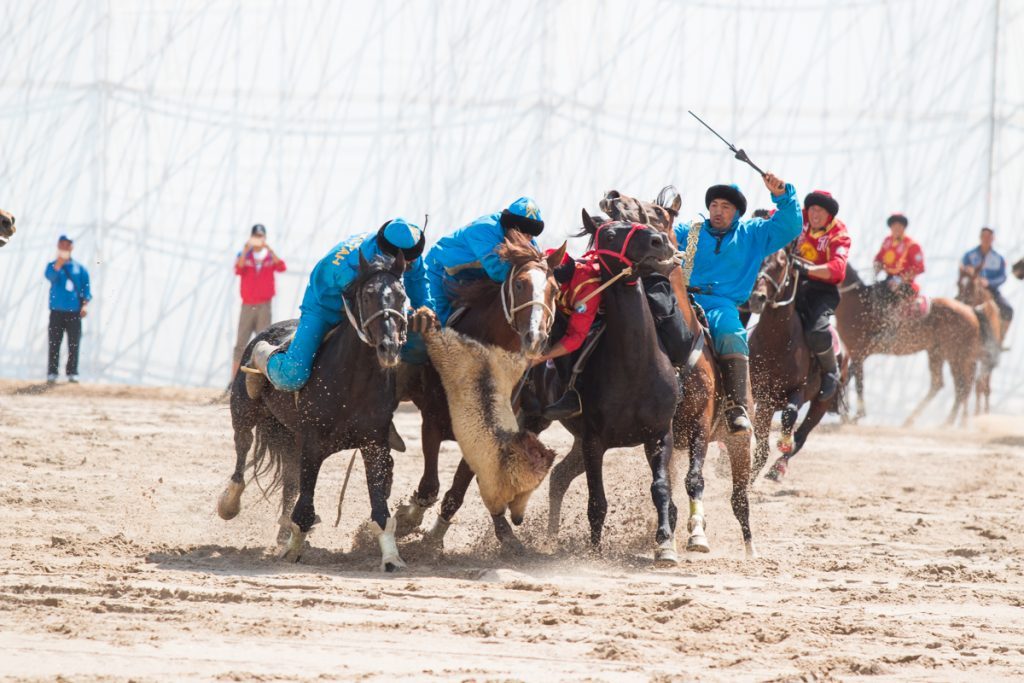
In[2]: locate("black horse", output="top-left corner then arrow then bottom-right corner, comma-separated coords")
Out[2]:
217,252 -> 411,571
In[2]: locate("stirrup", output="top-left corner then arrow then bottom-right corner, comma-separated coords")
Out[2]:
542,388 -> 583,421
723,401 -> 751,433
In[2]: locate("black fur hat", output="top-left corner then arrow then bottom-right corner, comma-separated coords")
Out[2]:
804,190 -> 839,217
704,184 -> 747,217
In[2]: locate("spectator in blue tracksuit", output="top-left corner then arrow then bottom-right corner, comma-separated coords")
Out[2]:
961,226 -> 1013,336
44,234 -> 92,384
425,196 -> 544,325
673,173 -> 801,432
245,218 -> 429,397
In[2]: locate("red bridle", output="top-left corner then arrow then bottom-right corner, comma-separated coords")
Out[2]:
584,221 -> 647,276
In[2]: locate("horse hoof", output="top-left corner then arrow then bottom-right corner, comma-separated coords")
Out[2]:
393,498 -> 430,537
655,540 -> 679,566
216,480 -> 245,520
500,536 -> 527,556
745,541 -> 760,559
383,559 -> 406,573
279,525 -> 307,563
765,458 -> 787,482
275,524 -> 291,546
776,437 -> 794,455
686,534 -> 710,553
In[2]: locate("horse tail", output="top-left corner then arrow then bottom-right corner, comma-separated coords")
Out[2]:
249,419 -> 290,501
972,307 -> 1000,373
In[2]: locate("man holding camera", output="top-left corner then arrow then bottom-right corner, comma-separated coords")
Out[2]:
233,224 -> 286,378
45,234 -> 92,384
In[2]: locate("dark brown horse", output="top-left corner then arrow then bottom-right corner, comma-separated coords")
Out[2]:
219,252 -> 412,571
956,267 -> 1002,414
747,247 -> 848,482
0,209 -> 15,247
598,188 -> 758,558
835,266 -> 980,426
394,234 -> 565,551
1013,258 -> 1024,281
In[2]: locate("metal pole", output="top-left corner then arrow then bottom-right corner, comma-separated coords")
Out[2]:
984,0 -> 1001,226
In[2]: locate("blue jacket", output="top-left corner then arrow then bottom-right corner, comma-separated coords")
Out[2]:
45,259 -> 92,312
300,232 -> 430,325
425,212 -> 538,282
673,183 -> 802,305
962,246 -> 1007,289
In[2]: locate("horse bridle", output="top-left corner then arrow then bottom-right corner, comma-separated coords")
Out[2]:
757,251 -> 801,308
343,270 -> 409,346
501,262 -> 556,334
586,221 -> 646,276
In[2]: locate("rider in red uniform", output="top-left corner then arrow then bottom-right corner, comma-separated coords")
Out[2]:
873,213 -> 925,296
791,190 -> 851,401
531,251 -> 602,419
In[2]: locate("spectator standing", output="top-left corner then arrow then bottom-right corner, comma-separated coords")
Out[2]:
44,234 -> 91,384
233,224 -> 286,377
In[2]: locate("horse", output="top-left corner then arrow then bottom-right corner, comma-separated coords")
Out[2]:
393,234 -> 565,552
0,209 -> 15,247
835,266 -> 980,426
597,188 -> 758,558
217,251 -> 412,571
956,266 -> 1002,414
747,247 -> 848,482
1012,258 -> 1024,280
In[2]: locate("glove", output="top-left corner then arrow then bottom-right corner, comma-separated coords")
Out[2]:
791,259 -> 809,275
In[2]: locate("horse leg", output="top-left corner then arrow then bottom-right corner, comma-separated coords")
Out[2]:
776,392 -> 800,456
904,353 -> 944,427
852,359 -> 866,421
582,436 -> 608,549
361,442 -> 405,572
946,358 -> 974,427
791,399 -> 829,457
276,438 -> 301,545
548,439 -> 584,536
217,421 -> 253,520
422,458 -> 475,550
280,432 -> 327,562
644,432 -> 678,565
723,432 -> 756,558
394,405 -> 444,537
682,424 -> 710,554
750,401 -> 774,482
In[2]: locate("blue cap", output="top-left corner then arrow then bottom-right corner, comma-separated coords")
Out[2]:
499,197 -> 544,236
507,196 -> 542,222
382,217 -> 422,249
58,234 -> 73,244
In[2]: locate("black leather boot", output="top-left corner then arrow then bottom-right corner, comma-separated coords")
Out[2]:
720,355 -> 752,433
543,387 -> 582,421
814,345 -> 840,402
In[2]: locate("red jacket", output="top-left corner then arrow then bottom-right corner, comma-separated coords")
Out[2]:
874,235 -> 924,284
236,250 -> 286,305
795,217 -> 851,285
555,254 -> 602,354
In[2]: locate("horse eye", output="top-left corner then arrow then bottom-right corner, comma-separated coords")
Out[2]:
514,281 -> 524,291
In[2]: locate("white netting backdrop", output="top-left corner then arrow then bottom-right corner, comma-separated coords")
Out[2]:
1,0 -> 1022,422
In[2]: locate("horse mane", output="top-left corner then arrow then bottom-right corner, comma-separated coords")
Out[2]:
452,232 -> 543,309
344,253 -> 399,296
572,213 -> 611,248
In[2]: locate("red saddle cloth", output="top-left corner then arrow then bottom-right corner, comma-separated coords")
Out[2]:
902,294 -> 930,320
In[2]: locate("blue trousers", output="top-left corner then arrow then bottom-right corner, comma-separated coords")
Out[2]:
425,262 -> 455,326
266,312 -> 334,392
694,293 -> 748,356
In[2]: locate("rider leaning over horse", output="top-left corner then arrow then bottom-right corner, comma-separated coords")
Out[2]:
873,213 -> 925,309
425,196 -> 543,327
961,226 -> 1013,337
790,190 -> 851,401
245,218 -> 429,397
676,172 -> 802,433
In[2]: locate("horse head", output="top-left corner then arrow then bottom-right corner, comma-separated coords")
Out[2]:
599,186 -> 681,237
0,209 -> 15,247
579,209 -> 674,279
351,250 -> 410,368
750,248 -> 794,313
1012,258 -> 1024,281
496,233 -> 564,358
956,265 -> 988,305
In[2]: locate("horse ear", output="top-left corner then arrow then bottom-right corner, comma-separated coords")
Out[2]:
391,250 -> 407,275
546,241 -> 568,270
581,209 -> 598,235
656,185 -> 682,214
358,248 -> 370,273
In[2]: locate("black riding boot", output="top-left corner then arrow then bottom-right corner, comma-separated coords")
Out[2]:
543,372 -> 583,420
814,344 -> 840,402
721,355 -> 752,433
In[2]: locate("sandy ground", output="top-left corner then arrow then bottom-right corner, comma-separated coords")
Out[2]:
2,378 -> 1024,682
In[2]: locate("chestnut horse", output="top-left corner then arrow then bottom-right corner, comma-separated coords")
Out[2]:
747,247 -> 848,482
835,266 -> 980,426
956,267 -> 1002,414
598,187 -> 758,558
394,234 -> 565,552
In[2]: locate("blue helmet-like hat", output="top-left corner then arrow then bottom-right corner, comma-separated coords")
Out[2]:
499,196 -> 544,236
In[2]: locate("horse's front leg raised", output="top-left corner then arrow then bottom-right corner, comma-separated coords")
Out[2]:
776,390 -> 801,455
361,442 -> 405,572
280,432 -> 327,562
645,431 -> 678,565
217,422 -> 253,520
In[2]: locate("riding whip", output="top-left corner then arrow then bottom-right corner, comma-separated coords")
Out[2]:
688,110 -> 766,177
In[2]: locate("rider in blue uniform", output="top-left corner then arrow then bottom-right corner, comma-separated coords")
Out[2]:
425,196 -> 543,325
961,226 -> 1013,337
245,217 -> 429,398
673,173 -> 802,432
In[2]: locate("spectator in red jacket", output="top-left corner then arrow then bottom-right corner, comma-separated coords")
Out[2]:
233,224 -> 286,378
